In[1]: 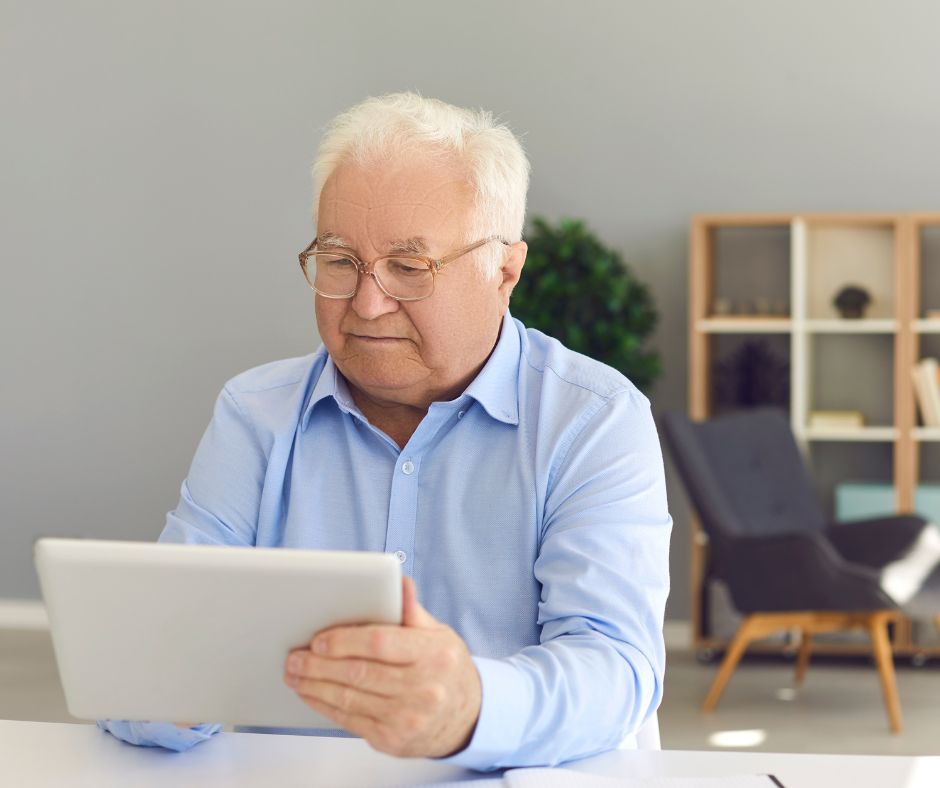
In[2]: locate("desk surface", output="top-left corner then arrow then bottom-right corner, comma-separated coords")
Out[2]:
2,720 -> 939,787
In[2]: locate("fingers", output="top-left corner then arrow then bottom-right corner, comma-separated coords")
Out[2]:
290,675 -> 442,759
290,678 -> 395,720
305,579 -> 441,661
401,576 -> 436,629
285,651 -> 408,696
297,692 -> 382,741
310,624 -> 432,663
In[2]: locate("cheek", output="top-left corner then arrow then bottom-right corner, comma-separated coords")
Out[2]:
409,295 -> 490,367
315,298 -> 347,342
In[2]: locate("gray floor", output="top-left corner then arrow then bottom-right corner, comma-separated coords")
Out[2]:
3,628 -> 939,755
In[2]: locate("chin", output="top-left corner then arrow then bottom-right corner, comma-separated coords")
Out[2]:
342,357 -> 425,392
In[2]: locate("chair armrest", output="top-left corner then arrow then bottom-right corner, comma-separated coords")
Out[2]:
826,515 -> 930,569
714,530 -> 894,614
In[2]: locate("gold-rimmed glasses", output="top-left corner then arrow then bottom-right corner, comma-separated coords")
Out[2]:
298,236 -> 510,302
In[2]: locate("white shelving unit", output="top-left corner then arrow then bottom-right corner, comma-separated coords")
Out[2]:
789,217 -> 904,453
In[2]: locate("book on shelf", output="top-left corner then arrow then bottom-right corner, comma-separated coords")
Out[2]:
808,410 -> 865,429
912,358 -> 940,427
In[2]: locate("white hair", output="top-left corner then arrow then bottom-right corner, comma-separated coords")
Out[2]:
311,92 -> 530,279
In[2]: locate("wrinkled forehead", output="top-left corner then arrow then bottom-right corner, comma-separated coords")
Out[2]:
316,155 -> 477,254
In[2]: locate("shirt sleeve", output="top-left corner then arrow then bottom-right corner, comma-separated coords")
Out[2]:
96,385 -> 268,750
443,390 -> 672,770
160,385 -> 268,546
96,720 -> 222,752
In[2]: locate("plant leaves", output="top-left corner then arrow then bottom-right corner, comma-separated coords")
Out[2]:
512,216 -> 661,393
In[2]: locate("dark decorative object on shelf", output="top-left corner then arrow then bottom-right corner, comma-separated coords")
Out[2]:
833,285 -> 872,319
511,216 -> 661,393
713,340 -> 790,411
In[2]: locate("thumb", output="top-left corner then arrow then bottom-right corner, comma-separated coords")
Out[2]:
401,575 -> 436,629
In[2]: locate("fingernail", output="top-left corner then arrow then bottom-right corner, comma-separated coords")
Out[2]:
287,654 -> 302,673
313,638 -> 327,655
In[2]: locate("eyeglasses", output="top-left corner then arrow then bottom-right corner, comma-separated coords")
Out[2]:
298,236 -> 510,302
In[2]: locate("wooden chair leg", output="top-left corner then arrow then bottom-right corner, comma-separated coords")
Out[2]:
702,615 -> 760,713
867,612 -> 903,734
795,628 -> 812,687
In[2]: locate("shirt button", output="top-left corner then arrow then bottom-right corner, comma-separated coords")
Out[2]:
401,460 -> 415,475
458,410 -> 465,419
394,550 -> 407,563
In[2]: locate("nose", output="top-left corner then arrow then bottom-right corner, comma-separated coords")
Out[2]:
350,270 -> 399,321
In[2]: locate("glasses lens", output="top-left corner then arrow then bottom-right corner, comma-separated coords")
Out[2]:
311,253 -> 358,297
374,257 -> 433,300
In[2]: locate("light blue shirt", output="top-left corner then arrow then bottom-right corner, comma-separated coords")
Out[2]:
98,315 -> 672,770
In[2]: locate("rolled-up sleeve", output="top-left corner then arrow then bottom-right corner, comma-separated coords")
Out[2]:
96,721 -> 222,752
444,390 -> 671,770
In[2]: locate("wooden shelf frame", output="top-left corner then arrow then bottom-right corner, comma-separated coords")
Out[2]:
687,212 -> 928,656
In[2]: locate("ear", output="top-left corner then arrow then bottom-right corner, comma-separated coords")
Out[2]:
497,241 -> 527,309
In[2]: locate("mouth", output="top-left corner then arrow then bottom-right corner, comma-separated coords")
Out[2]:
349,334 -> 405,344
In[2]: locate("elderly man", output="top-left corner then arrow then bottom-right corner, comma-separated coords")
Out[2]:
98,93 -> 672,770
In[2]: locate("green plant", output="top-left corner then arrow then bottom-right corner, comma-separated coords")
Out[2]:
511,217 -> 661,393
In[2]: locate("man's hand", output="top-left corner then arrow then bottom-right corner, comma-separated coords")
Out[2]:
284,576 -> 482,758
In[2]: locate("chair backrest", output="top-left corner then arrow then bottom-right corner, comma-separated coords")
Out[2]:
660,408 -> 826,539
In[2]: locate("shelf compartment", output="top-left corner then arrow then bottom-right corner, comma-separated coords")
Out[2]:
917,224 -> 940,320
709,334 -> 790,418
806,333 -> 895,429
801,222 -> 897,321
708,225 -> 790,320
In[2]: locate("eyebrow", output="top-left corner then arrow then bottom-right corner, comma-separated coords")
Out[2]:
317,233 -> 431,256
316,232 -> 353,249
387,237 -> 430,256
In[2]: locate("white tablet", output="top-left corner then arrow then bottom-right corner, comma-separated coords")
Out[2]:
34,538 -> 402,729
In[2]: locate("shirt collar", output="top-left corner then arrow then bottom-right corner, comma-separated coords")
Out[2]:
460,313 -> 520,426
301,314 -> 521,431
301,354 -> 360,431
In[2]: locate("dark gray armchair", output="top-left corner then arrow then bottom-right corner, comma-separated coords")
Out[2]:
661,407 -> 940,733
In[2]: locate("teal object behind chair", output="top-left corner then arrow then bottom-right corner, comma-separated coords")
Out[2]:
836,482 -> 940,526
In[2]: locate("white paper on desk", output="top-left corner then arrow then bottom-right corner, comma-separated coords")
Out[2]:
503,768 -> 781,787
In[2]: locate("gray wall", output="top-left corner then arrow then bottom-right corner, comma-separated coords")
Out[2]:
5,1 -> 940,617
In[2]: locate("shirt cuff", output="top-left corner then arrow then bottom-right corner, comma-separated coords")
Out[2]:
438,655 -> 532,771
96,720 -> 222,752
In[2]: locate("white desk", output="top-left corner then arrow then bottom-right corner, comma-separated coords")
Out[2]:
2,720 -> 939,787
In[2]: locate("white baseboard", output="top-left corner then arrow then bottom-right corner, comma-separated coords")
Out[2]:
0,599 -> 49,630
663,619 -> 691,651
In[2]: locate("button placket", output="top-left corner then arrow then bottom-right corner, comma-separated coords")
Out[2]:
384,453 -> 422,576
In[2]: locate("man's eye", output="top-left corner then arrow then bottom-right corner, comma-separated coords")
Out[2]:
386,259 -> 426,276
326,256 -> 356,270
